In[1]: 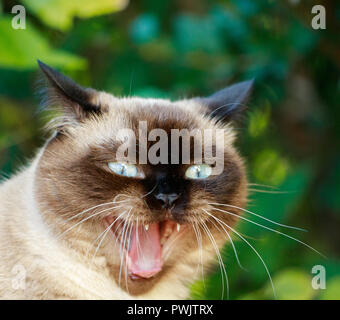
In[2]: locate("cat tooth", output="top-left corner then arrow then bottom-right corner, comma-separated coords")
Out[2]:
145,224 -> 149,231
177,223 -> 180,232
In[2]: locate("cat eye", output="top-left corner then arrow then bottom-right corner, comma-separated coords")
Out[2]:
185,164 -> 212,180
108,162 -> 144,178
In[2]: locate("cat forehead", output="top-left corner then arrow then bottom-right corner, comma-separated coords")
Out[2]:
87,94 -> 211,131
67,92 -> 236,151
94,91 -> 205,124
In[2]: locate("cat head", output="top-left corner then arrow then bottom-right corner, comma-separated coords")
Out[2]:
35,61 -> 253,296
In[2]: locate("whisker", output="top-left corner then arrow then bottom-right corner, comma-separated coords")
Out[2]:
88,223 -> 115,261
65,200 -> 129,222
210,206 -> 324,257
207,102 -> 248,119
202,210 -> 277,299
135,218 -> 143,263
113,194 -> 133,203
89,210 -> 128,262
118,220 -> 127,290
57,205 -> 124,239
119,213 -> 132,289
248,189 -> 293,194
202,210 -> 245,271
125,219 -> 134,294
201,221 -> 229,300
141,182 -> 158,198
192,223 -> 205,285
162,231 -> 183,261
247,183 -> 279,189
195,221 -> 206,289
208,202 -> 306,232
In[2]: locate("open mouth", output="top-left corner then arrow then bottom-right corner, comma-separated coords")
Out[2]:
105,217 -> 183,280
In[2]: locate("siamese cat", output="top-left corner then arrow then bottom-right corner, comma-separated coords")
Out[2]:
0,61 -> 253,299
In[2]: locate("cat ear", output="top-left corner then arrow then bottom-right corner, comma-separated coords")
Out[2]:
38,60 -> 102,128
198,80 -> 254,123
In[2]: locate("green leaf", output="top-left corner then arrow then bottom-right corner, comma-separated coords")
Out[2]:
0,16 -> 86,70
22,0 -> 129,31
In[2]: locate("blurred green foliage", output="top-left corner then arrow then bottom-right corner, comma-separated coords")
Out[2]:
0,0 -> 339,299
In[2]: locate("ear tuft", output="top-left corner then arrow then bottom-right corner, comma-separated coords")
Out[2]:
37,60 -> 101,130
198,79 -> 254,123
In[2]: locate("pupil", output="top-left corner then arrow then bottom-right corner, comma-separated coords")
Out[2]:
120,165 -> 125,174
197,166 -> 201,177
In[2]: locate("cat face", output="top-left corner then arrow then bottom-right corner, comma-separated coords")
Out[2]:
35,61 -> 252,295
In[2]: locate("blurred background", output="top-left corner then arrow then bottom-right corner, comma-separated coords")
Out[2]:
0,0 -> 339,299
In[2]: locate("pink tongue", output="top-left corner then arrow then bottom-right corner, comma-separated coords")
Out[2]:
128,223 -> 163,279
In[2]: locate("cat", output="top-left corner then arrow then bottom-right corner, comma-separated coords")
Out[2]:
0,60 -> 253,299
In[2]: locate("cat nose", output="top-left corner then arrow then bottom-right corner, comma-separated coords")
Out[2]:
154,193 -> 180,208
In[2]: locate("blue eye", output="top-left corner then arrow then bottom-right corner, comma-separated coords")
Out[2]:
108,162 -> 143,178
185,164 -> 212,180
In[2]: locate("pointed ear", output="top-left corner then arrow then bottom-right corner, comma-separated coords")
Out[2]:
197,80 -> 254,123
38,60 -> 102,130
